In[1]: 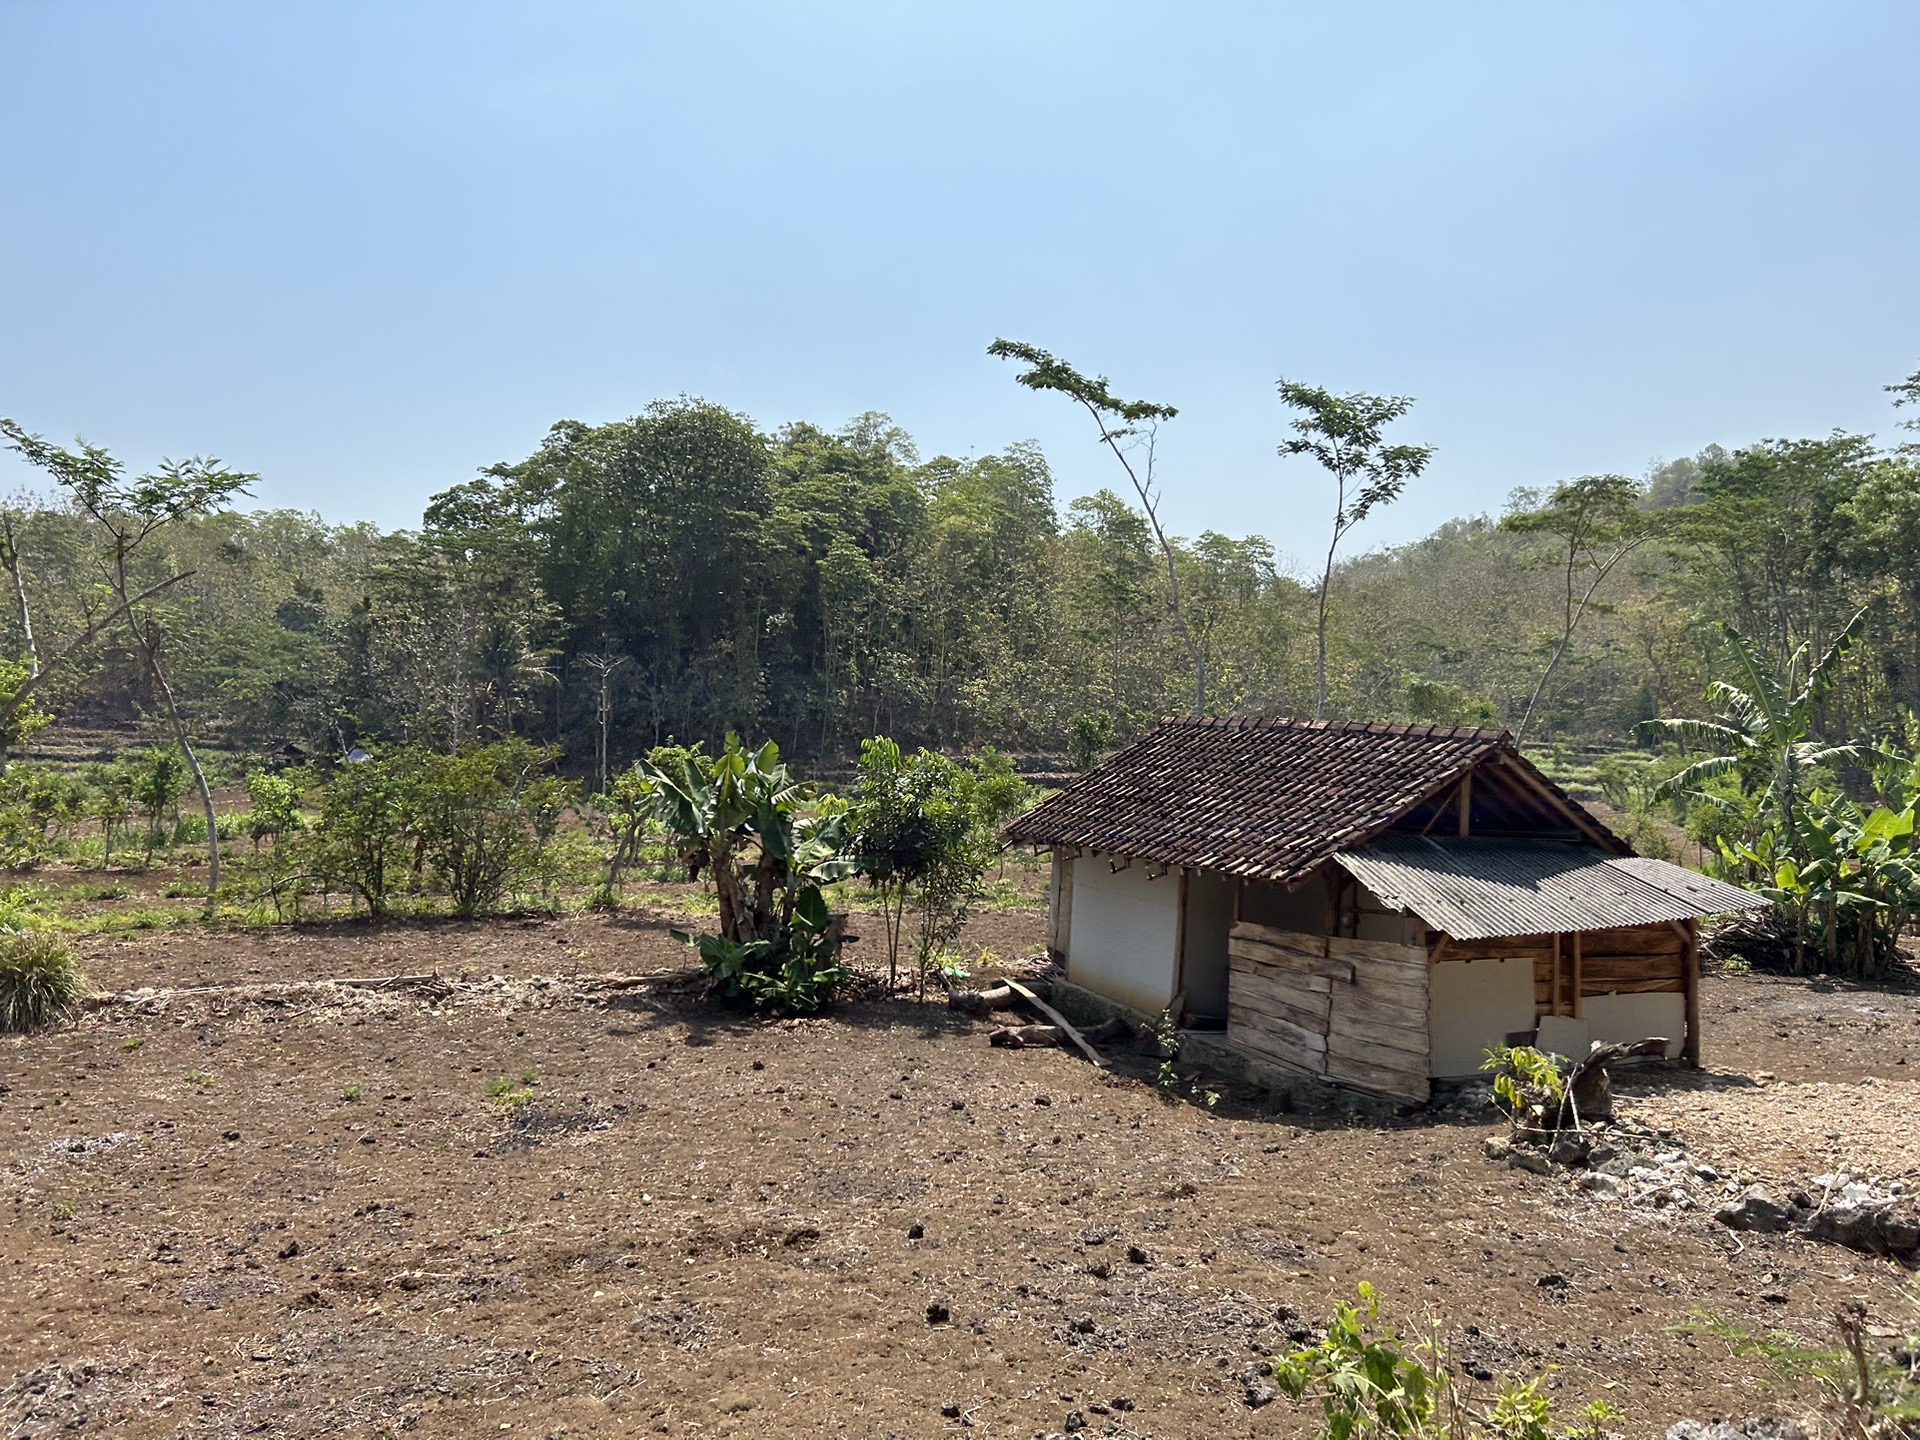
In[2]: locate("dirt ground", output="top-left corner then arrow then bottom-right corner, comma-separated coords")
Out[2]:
6,907 -> 1919,1439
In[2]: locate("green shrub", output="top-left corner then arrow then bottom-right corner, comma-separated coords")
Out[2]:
1273,1283 -> 1619,1439
0,930 -> 88,1033
415,740 -> 574,917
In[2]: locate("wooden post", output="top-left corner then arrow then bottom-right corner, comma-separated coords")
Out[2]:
1457,769 -> 1473,837
1171,869 -> 1190,1019
1682,916 -> 1701,1067
1570,931 -> 1583,1019
1550,933 -> 1562,1017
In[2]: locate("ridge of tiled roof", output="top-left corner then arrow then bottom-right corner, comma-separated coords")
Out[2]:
1002,716 -> 1608,884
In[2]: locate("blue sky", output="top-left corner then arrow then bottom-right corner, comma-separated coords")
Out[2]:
2,3 -> 1916,566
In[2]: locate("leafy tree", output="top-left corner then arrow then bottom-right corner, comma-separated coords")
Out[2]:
850,738 -> 1028,994
0,419 -> 254,903
314,747 -> 421,916
1275,382 -> 1434,719
244,767 -> 306,851
989,340 -> 1206,715
1664,435 -> 1877,713
593,762 -> 655,906
87,763 -> 134,869
1836,456 -> 1920,714
133,746 -> 187,863
1501,475 -> 1666,741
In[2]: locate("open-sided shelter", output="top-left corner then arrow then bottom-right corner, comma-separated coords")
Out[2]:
1003,718 -> 1767,1103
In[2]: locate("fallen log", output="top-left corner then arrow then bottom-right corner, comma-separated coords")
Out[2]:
988,1024 -> 1062,1048
948,985 -> 1014,1016
84,972 -> 448,1008
1083,1016 -> 1134,1046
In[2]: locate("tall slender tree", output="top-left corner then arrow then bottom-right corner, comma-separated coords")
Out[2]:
1501,474 -> 1666,742
0,419 -> 254,905
988,340 -> 1206,716
1274,382 -> 1433,720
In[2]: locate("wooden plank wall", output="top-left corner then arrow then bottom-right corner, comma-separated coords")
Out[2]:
1436,923 -> 1686,1017
1226,921 -> 1430,1103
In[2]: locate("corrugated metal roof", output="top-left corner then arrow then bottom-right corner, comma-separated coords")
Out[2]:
1333,836 -> 1770,941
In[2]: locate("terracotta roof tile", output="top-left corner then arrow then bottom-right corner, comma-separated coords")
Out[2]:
1002,716 -> 1572,884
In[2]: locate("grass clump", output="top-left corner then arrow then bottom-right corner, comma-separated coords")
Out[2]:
0,929 -> 88,1033
487,1068 -> 539,1113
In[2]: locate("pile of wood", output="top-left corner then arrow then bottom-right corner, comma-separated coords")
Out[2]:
949,979 -> 1112,1066
1699,909 -> 1800,974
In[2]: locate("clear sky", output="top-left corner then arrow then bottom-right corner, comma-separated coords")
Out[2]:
3,3 -> 1916,566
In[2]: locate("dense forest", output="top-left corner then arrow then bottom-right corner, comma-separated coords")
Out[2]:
3,364 -> 1918,775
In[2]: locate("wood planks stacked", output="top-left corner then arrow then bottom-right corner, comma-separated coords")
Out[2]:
1226,921 -> 1430,1103
1436,924 -> 1685,1016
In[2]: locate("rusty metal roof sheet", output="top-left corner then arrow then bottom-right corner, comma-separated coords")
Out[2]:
1001,716 -> 1619,884
1333,836 -> 1770,941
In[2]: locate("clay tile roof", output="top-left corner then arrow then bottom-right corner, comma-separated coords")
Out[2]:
1002,716 -> 1582,884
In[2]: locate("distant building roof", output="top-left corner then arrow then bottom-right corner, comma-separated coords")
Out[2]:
1333,836 -> 1768,941
1002,716 -> 1624,884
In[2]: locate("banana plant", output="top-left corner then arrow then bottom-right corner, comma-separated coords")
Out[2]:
1728,784 -> 1920,977
1646,608 -> 1873,864
634,734 -> 856,1010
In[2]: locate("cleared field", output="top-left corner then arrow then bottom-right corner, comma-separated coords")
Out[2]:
4,908 -> 1918,1439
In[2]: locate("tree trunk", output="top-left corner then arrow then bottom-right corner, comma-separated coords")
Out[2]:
1,513 -> 38,679
131,619 -> 220,908
1314,536 -> 1338,721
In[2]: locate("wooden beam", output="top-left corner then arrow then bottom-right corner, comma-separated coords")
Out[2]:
1172,868 -> 1190,1007
1550,933 -> 1563,1017
1001,978 -> 1109,1068
1457,769 -> 1473,837
1108,855 -> 1133,873
1571,931 -> 1583,1019
1489,752 -> 1618,850
1682,916 -> 1701,1067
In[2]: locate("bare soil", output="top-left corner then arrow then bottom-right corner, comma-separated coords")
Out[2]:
6,907 -> 1918,1439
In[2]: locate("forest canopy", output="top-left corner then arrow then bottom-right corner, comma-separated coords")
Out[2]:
3,370 -> 1919,773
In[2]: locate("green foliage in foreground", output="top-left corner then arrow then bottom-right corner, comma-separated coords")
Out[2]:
639,734 -> 855,1012
0,929 -> 87,1033
1274,1285 -> 1617,1440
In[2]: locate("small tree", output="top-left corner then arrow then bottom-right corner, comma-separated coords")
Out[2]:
314,747 -> 421,917
87,763 -> 133,870
850,738 -> 1027,995
244,767 -> 306,852
134,746 -> 186,864
1274,382 -> 1434,720
414,739 -> 572,917
594,763 -> 654,907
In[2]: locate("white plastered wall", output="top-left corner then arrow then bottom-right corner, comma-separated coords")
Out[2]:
1428,957 -> 1537,1078
1066,853 -> 1181,1014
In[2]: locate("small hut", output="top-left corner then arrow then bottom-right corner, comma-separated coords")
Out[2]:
1002,718 -> 1767,1103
